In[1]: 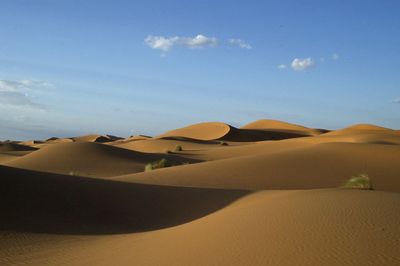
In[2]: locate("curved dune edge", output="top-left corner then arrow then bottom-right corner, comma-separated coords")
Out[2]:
0,165 -> 248,235
4,142 -> 199,177
155,121 -> 319,142
2,189 -> 400,265
156,122 -> 232,141
241,119 -> 313,132
324,123 -> 395,136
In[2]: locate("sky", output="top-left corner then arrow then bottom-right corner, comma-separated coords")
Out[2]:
0,0 -> 399,140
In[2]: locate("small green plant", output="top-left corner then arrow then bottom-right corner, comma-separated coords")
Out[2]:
344,174 -> 373,190
219,141 -> 228,146
174,145 -> 183,151
145,158 -> 169,172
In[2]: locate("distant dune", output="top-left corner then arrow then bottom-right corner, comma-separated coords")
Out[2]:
1,119 -> 400,265
4,142 -> 198,177
0,142 -> 38,152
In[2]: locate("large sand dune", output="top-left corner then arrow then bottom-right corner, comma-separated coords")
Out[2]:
117,142 -> 400,191
156,121 -> 321,142
1,120 -> 400,265
1,184 -> 399,265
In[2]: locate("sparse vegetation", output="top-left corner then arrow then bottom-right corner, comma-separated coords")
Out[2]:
174,145 -> 183,151
145,158 -> 169,172
164,149 -> 172,154
344,174 -> 373,190
220,141 -> 228,146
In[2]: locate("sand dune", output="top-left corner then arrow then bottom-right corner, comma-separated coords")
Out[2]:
156,121 -> 320,142
156,122 -> 232,141
2,188 -> 399,265
4,142 -> 198,177
118,142 -> 400,192
113,137 -> 226,153
0,142 -> 38,152
324,123 -> 394,136
0,165 -> 247,234
2,120 -> 400,265
71,134 -> 122,143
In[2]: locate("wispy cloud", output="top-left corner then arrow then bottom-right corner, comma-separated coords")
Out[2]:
145,34 -> 218,52
228,39 -> 252,49
332,53 -> 339,60
0,79 -> 51,109
391,97 -> 400,104
291,57 -> 315,71
277,64 -> 286,69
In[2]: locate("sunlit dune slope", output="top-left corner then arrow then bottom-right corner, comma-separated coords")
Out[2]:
2,189 -> 399,265
118,142 -> 400,192
241,119 -> 327,135
4,142 -> 198,177
156,122 -> 232,141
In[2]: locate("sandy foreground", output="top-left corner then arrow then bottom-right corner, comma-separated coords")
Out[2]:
1,120 -> 400,265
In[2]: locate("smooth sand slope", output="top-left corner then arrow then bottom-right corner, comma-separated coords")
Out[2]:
242,119 -> 327,135
113,137 -> 224,153
1,178 -> 400,265
1,120 -> 400,266
156,122 -> 232,140
117,141 -> 400,192
4,142 -> 198,177
0,143 -> 38,163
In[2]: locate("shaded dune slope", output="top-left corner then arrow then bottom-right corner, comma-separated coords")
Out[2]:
4,142 -> 199,177
2,189 -> 400,266
0,165 -> 248,234
71,134 -> 122,143
0,143 -> 38,152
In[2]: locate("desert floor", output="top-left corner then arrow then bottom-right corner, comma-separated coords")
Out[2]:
1,120 -> 400,265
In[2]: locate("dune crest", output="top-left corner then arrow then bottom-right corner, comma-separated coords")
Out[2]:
156,122 -> 232,141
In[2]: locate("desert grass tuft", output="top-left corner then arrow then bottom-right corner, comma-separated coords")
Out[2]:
174,145 -> 183,151
344,174 -> 373,190
145,158 -> 169,172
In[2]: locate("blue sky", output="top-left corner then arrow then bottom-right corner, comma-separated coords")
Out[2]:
1,0 -> 399,140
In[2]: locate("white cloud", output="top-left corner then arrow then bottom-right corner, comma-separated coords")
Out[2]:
332,53 -> 339,60
185,34 -> 217,48
228,39 -> 252,49
145,34 -> 217,52
277,64 -> 286,69
291,58 -> 315,71
0,79 -> 50,109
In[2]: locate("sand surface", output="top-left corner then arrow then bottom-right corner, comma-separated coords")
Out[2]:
1,120 -> 400,265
